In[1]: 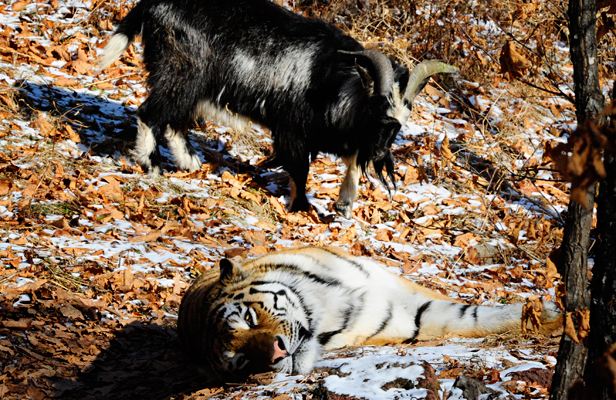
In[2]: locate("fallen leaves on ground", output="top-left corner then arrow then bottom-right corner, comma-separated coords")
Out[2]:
1,0 -> 613,399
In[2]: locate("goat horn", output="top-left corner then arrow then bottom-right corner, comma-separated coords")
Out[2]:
339,50 -> 394,96
404,61 -> 457,103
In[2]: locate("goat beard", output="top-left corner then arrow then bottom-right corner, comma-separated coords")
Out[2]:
363,150 -> 397,194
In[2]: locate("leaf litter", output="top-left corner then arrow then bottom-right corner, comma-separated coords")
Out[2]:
0,0 -> 614,399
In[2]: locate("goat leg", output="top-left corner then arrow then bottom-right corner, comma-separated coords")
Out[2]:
287,158 -> 311,212
334,152 -> 360,219
134,119 -> 164,176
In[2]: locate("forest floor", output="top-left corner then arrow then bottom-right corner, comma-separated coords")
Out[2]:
0,0 -> 614,399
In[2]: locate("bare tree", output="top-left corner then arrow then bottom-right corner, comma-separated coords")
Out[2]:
584,91 -> 616,400
549,0 -> 605,398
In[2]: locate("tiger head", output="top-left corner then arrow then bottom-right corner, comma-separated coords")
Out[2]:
179,258 -> 314,382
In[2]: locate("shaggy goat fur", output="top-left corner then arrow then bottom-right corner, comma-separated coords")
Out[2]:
100,0 -> 456,218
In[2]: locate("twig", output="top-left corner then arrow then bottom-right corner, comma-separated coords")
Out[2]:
518,78 -> 574,103
85,72 -> 137,88
0,272 -> 18,285
0,46 -> 54,67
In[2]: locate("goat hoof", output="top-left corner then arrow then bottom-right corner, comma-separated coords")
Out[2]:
334,201 -> 353,219
147,165 -> 163,178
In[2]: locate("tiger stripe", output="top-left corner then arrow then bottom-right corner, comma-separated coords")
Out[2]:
178,246 -> 563,382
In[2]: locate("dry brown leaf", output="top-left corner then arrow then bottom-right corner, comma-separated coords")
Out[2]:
223,247 -> 247,259
269,196 -> 286,215
55,76 -> 80,87
0,180 -> 12,195
564,308 -> 590,344
403,165 -> 419,185
130,230 -> 162,243
374,229 -> 392,242
401,262 -> 419,274
0,93 -> 16,111
336,225 -> 356,244
564,312 -> 580,343
221,170 -> 241,189
424,84 -> 444,99
8,235 -> 27,245
423,203 -> 440,216
124,265 -> 133,289
11,0 -> 29,11
98,176 -> 124,201
173,273 -> 187,296
440,136 -> 455,169
244,230 -> 267,246
60,304 -> 84,320
545,258 -> 561,281
32,112 -> 54,135
50,45 -> 71,62
0,246 -> 15,258
63,124 -> 80,142
248,245 -> 269,255
510,220 -> 524,244
2,319 -> 30,329
521,297 -> 543,334
454,232 -> 476,248
547,112 -> 616,209
499,41 -> 532,80
0,344 -> 15,356
64,247 -> 90,255
576,307 -> 590,342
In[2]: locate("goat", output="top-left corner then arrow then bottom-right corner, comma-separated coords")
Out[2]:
99,0 -> 457,219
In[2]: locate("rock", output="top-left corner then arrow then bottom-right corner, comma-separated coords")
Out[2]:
507,368 -> 553,388
453,375 -> 494,400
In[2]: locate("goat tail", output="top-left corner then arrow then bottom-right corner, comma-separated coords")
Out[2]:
98,0 -> 148,70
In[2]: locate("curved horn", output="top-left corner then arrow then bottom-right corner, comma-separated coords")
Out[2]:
339,50 -> 394,96
404,61 -> 457,103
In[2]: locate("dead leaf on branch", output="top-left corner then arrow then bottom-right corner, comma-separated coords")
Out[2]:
555,281 -> 566,311
564,308 -> 590,344
546,248 -> 562,279
499,41 -> 532,80
547,104 -> 616,209
521,297 -> 543,334
440,136 -> 455,169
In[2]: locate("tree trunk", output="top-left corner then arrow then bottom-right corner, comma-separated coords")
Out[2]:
584,89 -> 616,400
569,0 -> 605,124
550,187 -> 594,400
550,0 -> 605,398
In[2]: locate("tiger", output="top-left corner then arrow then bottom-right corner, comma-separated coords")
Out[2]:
178,246 -> 562,382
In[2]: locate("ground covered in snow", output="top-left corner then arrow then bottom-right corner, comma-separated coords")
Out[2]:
0,0 -> 614,399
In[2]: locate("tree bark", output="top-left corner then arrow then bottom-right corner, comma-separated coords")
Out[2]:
569,0 -> 605,124
550,187 -> 594,400
584,89 -> 616,400
550,0 -> 605,398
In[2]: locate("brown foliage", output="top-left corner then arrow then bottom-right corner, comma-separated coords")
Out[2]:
547,103 -> 616,209
499,41 -> 532,80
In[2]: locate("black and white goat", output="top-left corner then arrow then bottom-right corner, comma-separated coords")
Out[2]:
100,0 -> 456,218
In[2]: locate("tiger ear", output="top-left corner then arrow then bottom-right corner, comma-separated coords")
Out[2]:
219,258 -> 243,284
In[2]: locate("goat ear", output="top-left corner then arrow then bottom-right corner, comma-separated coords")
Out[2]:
355,62 -> 375,94
219,258 -> 244,284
